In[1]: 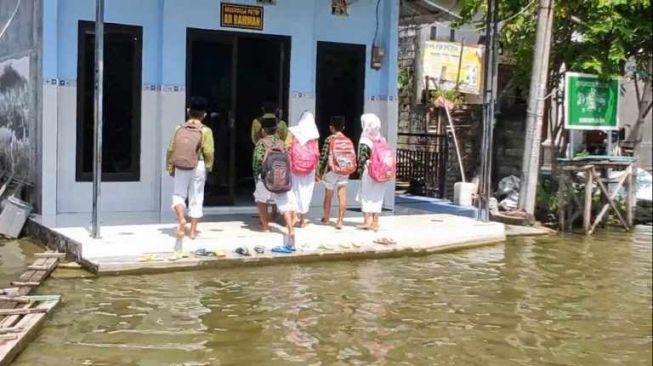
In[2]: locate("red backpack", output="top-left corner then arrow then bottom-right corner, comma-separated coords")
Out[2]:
368,137 -> 396,183
328,133 -> 357,176
290,138 -> 319,175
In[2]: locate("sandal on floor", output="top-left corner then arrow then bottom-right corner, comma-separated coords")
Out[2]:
374,237 -> 397,246
139,254 -> 159,262
235,247 -> 251,256
317,243 -> 335,251
168,251 -> 188,261
194,249 -> 209,257
271,245 -> 294,254
254,245 -> 266,254
209,249 -> 225,257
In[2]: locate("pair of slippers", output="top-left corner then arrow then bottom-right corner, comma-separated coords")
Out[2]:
235,245 -> 267,257
271,244 -> 296,254
168,251 -> 189,261
194,249 -> 225,257
374,237 -> 397,246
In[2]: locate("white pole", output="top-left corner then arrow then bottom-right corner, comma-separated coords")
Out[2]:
91,0 -> 104,238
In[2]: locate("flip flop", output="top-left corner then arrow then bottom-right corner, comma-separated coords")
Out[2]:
271,245 -> 294,254
209,249 -> 226,257
374,237 -> 397,246
298,243 -> 313,251
254,245 -> 266,254
139,254 -> 159,262
194,249 -> 209,257
235,247 -> 251,256
317,243 -> 335,251
168,251 -> 188,261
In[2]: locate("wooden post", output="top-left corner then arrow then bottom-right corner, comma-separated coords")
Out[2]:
583,167 -> 593,234
600,167 -> 609,226
626,164 -> 636,228
557,173 -> 566,230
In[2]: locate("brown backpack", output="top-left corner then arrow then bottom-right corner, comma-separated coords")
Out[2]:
172,123 -> 203,170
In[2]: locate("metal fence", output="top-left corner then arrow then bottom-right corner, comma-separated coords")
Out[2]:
396,133 -> 448,198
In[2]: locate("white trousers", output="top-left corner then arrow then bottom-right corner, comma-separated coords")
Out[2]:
253,180 -> 297,214
172,160 -> 206,219
359,167 -> 385,213
291,170 -> 316,214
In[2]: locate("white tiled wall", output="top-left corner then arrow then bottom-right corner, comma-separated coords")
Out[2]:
45,83 -> 398,214
51,84 -> 160,213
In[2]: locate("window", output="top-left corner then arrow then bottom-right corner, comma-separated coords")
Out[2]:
76,21 -> 142,182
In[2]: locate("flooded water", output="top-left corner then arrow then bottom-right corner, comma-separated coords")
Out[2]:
3,227 -> 652,366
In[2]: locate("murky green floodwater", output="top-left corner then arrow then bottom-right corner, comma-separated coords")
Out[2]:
2,227 -> 651,366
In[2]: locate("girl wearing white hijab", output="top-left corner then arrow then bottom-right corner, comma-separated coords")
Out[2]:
288,111 -> 320,227
357,113 -> 385,230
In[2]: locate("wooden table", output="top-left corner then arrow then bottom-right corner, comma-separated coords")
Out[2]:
556,157 -> 637,234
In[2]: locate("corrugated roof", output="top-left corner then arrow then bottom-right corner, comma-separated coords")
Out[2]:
400,0 -> 461,25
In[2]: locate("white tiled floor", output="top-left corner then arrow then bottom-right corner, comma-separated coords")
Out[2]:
33,209 -> 505,264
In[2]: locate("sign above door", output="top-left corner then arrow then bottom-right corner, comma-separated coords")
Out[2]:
220,3 -> 264,31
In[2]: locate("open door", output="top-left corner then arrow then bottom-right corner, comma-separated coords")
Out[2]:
187,29 -> 290,206
187,29 -> 236,206
316,41 -> 366,145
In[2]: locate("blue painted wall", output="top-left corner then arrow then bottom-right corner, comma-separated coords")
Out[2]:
43,0 -> 398,97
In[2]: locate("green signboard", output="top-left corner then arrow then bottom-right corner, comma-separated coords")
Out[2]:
565,72 -> 620,130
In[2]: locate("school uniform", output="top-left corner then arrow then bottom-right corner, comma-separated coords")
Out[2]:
166,122 -> 214,218
357,114 -> 385,214
358,144 -> 385,214
252,135 -> 296,213
319,132 -> 350,190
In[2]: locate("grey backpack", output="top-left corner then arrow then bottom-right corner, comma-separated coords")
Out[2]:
261,138 -> 292,193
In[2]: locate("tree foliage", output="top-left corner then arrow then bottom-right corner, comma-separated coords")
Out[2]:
456,0 -> 653,94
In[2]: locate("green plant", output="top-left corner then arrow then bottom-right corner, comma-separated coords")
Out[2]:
429,89 -> 464,108
575,149 -> 590,158
398,66 -> 413,95
456,0 -> 652,95
535,174 -> 560,223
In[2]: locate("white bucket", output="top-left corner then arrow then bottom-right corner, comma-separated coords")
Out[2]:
454,182 -> 476,207
0,196 -> 33,238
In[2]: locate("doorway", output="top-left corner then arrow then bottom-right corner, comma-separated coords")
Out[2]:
315,41 -> 366,146
186,29 -> 290,206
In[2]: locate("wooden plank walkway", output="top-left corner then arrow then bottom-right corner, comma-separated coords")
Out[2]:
0,251 -> 62,366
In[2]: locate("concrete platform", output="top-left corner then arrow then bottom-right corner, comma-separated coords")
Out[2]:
505,224 -> 556,237
26,210 -> 506,275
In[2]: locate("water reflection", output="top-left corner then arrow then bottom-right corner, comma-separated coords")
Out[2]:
4,226 -> 651,366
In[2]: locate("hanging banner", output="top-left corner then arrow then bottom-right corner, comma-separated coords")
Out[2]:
565,72 -> 620,130
422,41 -> 484,95
220,3 -> 264,31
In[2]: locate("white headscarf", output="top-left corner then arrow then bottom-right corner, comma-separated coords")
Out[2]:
289,111 -> 320,145
359,113 -> 382,148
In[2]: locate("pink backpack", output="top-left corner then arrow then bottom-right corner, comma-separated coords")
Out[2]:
290,138 -> 319,175
368,138 -> 396,183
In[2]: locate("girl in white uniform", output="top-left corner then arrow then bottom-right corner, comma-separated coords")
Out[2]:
357,113 -> 386,231
288,111 -> 320,227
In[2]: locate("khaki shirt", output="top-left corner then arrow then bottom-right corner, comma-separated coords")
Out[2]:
250,113 -> 288,145
166,121 -> 215,174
